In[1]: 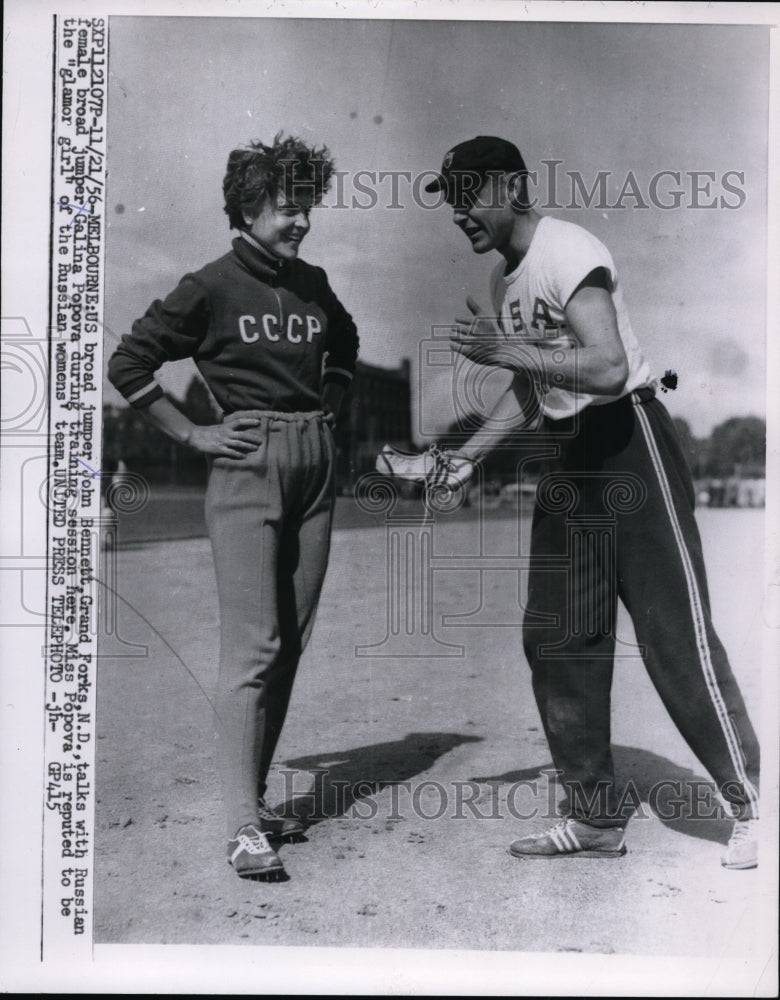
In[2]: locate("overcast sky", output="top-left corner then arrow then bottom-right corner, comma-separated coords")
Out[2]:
103,16 -> 770,439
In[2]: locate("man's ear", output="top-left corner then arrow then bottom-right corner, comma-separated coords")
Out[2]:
507,171 -> 529,212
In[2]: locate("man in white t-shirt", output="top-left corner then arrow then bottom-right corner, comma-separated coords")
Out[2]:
379,136 -> 760,868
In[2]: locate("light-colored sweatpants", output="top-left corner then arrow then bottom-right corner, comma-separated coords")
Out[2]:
204,410 -> 335,837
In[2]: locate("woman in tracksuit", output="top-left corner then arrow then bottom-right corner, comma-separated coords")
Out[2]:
108,134 -> 359,879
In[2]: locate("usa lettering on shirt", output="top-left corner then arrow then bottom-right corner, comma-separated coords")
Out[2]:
505,296 -> 567,341
490,217 -> 652,419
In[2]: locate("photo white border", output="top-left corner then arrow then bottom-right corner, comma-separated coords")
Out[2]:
2,1 -> 778,995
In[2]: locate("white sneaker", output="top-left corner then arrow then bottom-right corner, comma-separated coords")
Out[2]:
721,818 -> 758,870
376,444 -> 475,489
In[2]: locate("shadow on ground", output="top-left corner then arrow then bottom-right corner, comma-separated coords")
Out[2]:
279,731 -> 483,827
470,744 -> 734,844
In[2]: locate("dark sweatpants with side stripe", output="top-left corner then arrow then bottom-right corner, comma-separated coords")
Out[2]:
523,388 -> 760,825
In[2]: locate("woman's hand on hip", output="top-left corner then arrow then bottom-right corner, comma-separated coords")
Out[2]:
187,413 -> 265,457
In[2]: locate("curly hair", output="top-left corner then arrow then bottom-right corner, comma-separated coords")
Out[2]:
223,132 -> 335,230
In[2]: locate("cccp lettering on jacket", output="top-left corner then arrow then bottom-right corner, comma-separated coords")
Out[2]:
238,313 -> 323,344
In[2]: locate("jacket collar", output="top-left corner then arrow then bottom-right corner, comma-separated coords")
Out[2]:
233,231 -> 289,279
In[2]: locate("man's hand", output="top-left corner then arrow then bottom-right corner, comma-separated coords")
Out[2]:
187,411 -> 265,458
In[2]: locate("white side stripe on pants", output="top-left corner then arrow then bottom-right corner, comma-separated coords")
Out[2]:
634,403 -> 759,814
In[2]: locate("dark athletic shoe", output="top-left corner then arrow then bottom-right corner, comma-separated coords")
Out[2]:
227,824 -> 285,879
509,819 -> 627,859
256,797 -> 305,841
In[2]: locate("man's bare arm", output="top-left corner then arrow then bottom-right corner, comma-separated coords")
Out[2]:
451,287 -> 629,397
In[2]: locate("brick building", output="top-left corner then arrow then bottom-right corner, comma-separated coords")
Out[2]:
103,358 -> 413,494
333,358 -> 413,489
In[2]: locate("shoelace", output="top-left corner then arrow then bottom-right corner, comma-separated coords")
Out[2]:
427,444 -> 455,472
728,819 -> 757,845
234,828 -> 273,855
428,445 -> 475,474
257,799 -> 281,823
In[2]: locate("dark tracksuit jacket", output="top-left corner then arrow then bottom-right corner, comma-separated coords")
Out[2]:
107,233 -> 359,412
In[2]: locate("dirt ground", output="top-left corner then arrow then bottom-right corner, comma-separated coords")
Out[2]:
93,498 -> 776,989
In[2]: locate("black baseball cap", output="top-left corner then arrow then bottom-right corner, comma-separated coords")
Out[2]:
425,136 -> 527,201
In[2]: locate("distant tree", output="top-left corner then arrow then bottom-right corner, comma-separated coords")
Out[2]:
672,417 -> 701,476
705,416 -> 765,477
